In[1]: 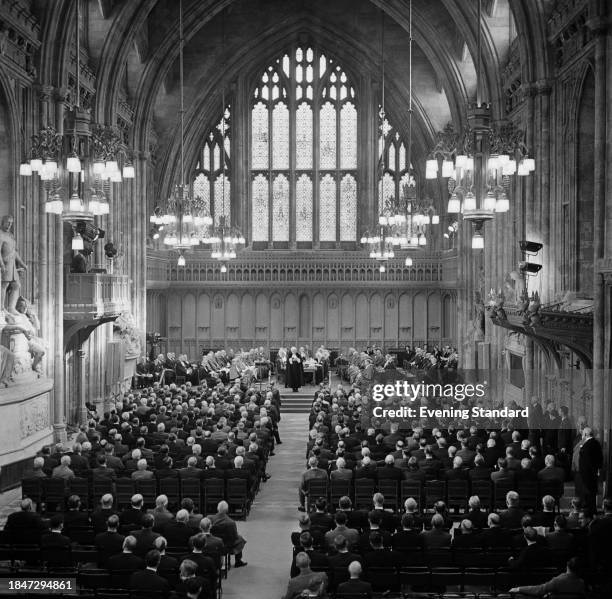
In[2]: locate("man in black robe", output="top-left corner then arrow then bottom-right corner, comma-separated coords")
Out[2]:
285,346 -> 304,392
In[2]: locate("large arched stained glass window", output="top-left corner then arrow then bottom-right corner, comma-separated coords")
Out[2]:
192,106 -> 231,225
250,46 -> 358,246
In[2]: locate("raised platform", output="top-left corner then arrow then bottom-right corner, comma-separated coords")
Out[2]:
0,377 -> 54,490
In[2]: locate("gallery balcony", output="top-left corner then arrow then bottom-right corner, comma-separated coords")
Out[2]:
64,273 -> 131,321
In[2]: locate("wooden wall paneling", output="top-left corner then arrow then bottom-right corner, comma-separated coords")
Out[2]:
442,294 -> 453,340
312,292 -> 325,341
168,292 -> 182,354
369,293 -> 383,343
226,293 -> 240,342
211,293 -> 225,345
327,293 -> 340,346
298,293 -> 311,345
284,293 -> 298,347
341,293 -> 354,342
270,293 -> 283,344
255,293 -> 269,341
428,292 -> 441,343
356,293 -> 369,341
183,293 -> 196,355
384,293 -> 399,346
197,293 -> 211,348
413,292 -> 427,343
399,292 -> 413,345
241,293 -> 255,340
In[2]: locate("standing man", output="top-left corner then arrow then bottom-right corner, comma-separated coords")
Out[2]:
578,428 -> 603,513
285,347 -> 304,392
0,215 -> 27,314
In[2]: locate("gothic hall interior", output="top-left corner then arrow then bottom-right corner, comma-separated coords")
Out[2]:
0,0 -> 611,598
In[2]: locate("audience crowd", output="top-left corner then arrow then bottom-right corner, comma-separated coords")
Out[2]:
287,381 -> 610,597
5,377 -> 284,598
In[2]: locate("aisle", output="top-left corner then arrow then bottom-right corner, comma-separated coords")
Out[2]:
222,412 -> 308,598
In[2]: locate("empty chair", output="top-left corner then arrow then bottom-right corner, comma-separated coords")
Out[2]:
115,479 -> 136,508
446,480 -> 468,511
493,480 -> 514,510
354,479 -> 375,510
68,477 -> 90,508
330,479 -> 351,507
470,480 -> 492,510
226,478 -> 249,519
180,477 -> 202,511
399,566 -> 430,591
518,481 -> 539,511
305,479 -> 328,511
136,479 -> 157,508
377,480 -> 399,510
43,477 -> 67,510
158,477 -> 180,508
203,478 -> 224,513
400,481 -> 422,511
424,481 -> 446,510
21,478 -> 43,507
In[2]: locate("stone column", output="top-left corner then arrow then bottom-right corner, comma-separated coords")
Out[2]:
589,17 -> 607,431
52,91 -> 66,442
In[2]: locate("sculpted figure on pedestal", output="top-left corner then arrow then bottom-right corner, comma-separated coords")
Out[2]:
0,215 -> 27,314
5,296 -> 46,373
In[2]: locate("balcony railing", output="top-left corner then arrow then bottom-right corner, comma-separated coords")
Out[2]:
64,273 -> 131,320
146,249 -> 458,287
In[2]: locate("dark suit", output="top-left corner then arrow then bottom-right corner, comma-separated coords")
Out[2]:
391,529 -> 424,552
129,568 -> 170,592
4,510 -> 46,544
41,531 -> 71,550
499,507 -> 525,529
108,551 -> 145,573
92,508 -> 117,533
132,528 -> 160,557
578,437 -> 603,511
95,531 -> 125,567
362,548 -> 402,568
120,507 -> 145,529
509,542 -> 552,570
479,527 -> 512,548
162,521 -> 195,548
337,578 -> 373,597
420,528 -> 451,549
182,552 -> 218,587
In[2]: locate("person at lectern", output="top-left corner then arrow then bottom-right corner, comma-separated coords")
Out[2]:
285,346 -> 304,393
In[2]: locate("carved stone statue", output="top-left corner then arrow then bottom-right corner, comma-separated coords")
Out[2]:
472,291 -> 485,342
528,291 -> 541,326
0,215 -> 27,314
5,296 -> 45,373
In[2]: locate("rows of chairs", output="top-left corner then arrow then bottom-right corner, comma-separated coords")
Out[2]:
306,478 -> 564,512
22,476 -> 252,518
0,545 -> 224,597
312,562 -> 565,595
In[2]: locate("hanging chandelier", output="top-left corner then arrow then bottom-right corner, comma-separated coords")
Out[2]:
361,0 -> 437,271
20,0 -> 133,246
425,0 -> 534,249
150,1 -> 243,268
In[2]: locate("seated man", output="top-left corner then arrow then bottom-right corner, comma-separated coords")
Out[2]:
95,514 -> 125,568
509,557 -> 585,596
336,561 -> 373,598
499,491 -> 525,529
420,514 -> 451,549
4,498 -> 46,544
129,549 -> 170,593
281,552 -> 328,599
209,500 -> 247,568
298,457 -> 328,511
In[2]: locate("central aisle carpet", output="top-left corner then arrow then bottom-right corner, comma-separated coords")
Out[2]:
222,412 -> 308,598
